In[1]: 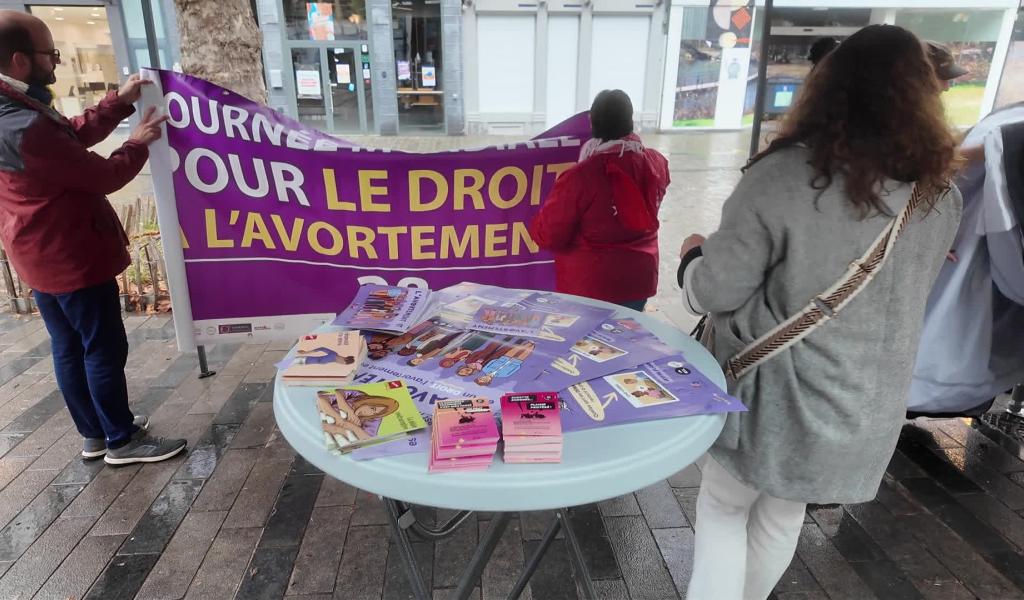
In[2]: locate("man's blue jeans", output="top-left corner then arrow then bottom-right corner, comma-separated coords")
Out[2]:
34,280 -> 137,448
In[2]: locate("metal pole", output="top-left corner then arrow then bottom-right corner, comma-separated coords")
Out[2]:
384,498 -> 432,600
197,345 -> 216,379
748,0 -> 774,158
558,509 -> 598,600
140,0 -> 162,69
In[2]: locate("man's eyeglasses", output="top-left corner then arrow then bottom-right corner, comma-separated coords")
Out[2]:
27,49 -> 60,61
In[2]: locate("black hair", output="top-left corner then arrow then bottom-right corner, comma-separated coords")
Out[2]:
0,20 -> 32,70
590,90 -> 633,141
807,37 -> 838,66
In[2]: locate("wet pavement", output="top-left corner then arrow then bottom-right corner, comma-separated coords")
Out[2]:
7,131 -> 1020,599
0,313 -> 1016,599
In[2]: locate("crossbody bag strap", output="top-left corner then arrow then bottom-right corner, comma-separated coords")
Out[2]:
724,183 -> 927,381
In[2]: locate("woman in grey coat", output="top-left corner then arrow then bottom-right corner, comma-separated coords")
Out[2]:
677,25 -> 962,600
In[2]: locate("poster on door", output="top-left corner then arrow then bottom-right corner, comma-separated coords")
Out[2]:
336,63 -> 351,85
295,69 -> 322,98
421,66 -> 436,88
307,2 -> 335,40
397,61 -> 411,81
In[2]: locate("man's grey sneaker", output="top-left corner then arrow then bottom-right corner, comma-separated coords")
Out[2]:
80,416 -> 152,459
104,431 -> 187,466
81,438 -> 107,459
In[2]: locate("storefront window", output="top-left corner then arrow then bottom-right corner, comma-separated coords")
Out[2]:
673,3 -> 758,128
393,0 -> 443,133
895,10 -> 1004,127
121,0 -> 172,70
995,6 -> 1024,109
285,0 -> 368,41
29,6 -> 119,118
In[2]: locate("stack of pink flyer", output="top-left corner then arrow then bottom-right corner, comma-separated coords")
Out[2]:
500,392 -> 562,463
429,398 -> 499,473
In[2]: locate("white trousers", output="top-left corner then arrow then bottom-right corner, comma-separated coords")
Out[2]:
687,455 -> 808,600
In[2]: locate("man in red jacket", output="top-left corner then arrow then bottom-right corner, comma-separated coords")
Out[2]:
0,10 -> 186,465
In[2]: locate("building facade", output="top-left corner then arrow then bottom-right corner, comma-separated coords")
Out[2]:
661,0 -> 1022,131
0,0 -> 180,120
255,0 -> 465,135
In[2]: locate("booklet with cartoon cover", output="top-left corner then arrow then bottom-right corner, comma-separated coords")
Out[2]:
332,284 -> 433,334
559,356 -> 747,432
281,331 -> 367,386
429,397 -> 499,472
500,392 -> 562,439
433,397 -> 500,452
501,391 -> 562,463
316,380 -> 426,454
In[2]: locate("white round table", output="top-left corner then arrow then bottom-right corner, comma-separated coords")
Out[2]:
273,296 -> 726,600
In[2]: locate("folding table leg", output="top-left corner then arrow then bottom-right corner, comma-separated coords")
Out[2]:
384,497 -> 432,600
507,515 -> 562,600
558,508 -> 598,600
452,512 -> 513,600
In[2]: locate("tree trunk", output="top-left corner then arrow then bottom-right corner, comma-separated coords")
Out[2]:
172,0 -> 267,104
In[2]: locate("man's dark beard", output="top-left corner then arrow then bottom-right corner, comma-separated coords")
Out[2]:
25,62 -> 56,106
27,62 -> 56,88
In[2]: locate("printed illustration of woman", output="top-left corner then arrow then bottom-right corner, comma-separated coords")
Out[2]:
351,288 -> 406,322
628,377 -> 668,401
317,390 -> 400,447
408,330 -> 466,367
456,336 -> 515,378
439,332 -> 494,368
475,340 -> 537,386
479,308 -> 501,325
397,324 -> 449,357
294,347 -> 357,366
365,332 -> 396,360
374,320 -> 435,358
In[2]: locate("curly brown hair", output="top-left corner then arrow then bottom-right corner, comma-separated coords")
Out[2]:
748,25 -> 958,216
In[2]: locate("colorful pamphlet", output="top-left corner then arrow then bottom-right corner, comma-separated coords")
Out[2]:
433,397 -> 500,450
559,356 -> 747,432
361,316 -> 562,399
501,391 -> 562,463
428,282 -> 531,325
316,380 -> 426,454
500,392 -> 562,438
332,284 -> 432,334
429,398 -> 499,472
534,318 -> 677,392
281,331 -> 367,386
468,292 -> 613,345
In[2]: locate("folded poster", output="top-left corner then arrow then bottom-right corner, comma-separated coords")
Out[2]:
560,356 -> 747,432
534,318 -> 677,392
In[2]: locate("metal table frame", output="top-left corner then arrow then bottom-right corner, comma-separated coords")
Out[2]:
383,498 -> 597,600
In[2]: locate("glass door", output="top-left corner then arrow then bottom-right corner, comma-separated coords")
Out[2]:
291,47 -> 328,130
291,44 -> 373,134
326,47 -> 361,133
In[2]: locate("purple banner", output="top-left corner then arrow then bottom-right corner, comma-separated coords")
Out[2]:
149,71 -> 591,344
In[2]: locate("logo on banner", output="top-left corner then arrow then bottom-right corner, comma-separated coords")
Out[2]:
218,323 -> 254,334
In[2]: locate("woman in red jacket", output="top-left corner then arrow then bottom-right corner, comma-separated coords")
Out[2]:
529,90 -> 670,311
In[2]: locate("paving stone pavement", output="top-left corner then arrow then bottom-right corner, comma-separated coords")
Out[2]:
0,319 -> 1016,600
0,133 -> 1020,599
